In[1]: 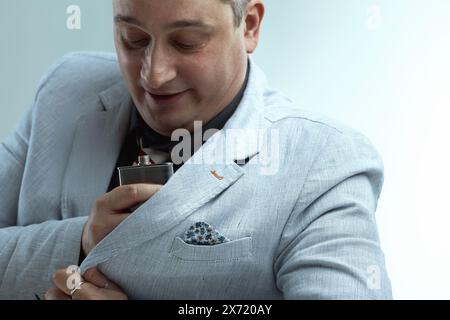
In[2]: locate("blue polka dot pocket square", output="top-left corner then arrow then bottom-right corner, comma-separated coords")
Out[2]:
183,222 -> 230,246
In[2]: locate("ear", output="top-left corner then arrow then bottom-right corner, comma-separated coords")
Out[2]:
243,0 -> 265,54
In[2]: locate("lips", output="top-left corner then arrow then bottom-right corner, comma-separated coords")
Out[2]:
144,90 -> 189,107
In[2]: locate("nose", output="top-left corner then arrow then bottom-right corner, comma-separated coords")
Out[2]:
140,43 -> 177,90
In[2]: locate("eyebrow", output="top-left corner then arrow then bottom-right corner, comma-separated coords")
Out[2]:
114,15 -> 214,31
114,15 -> 142,26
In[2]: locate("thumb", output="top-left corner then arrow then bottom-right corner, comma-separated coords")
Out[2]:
83,267 -> 122,292
106,184 -> 162,211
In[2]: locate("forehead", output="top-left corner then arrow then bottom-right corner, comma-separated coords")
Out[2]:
113,0 -> 231,28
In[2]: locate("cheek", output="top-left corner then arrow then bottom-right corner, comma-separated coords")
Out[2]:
182,63 -> 219,104
118,52 -> 144,91
182,54 -> 226,90
121,54 -> 142,78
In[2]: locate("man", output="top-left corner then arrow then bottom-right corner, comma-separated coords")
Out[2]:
0,0 -> 392,299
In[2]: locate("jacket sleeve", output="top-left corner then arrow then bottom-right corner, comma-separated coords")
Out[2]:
0,55 -> 88,299
274,129 -> 392,299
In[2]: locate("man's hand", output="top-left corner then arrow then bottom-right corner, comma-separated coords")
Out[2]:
82,184 -> 161,256
45,267 -> 127,300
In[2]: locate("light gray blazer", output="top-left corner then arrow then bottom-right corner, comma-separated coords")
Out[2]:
0,52 -> 392,299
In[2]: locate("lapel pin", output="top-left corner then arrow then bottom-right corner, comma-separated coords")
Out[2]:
210,170 -> 224,180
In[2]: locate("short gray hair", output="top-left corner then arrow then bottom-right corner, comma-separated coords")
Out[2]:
220,0 -> 251,27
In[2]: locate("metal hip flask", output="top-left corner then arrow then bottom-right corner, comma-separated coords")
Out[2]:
117,155 -> 174,186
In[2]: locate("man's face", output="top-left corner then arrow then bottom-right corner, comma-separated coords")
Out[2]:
113,0 -> 249,136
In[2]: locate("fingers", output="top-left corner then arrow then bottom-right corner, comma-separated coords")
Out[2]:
83,184 -> 162,256
83,267 -> 109,288
52,268 -> 82,296
71,281 -> 127,300
70,281 -> 101,300
83,267 -> 119,291
50,278 -> 109,300
51,267 -> 128,300
44,287 -> 71,300
103,184 -> 162,211
106,212 -> 132,228
52,267 -> 108,300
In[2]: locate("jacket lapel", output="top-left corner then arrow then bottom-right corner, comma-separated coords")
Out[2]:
61,81 -> 132,219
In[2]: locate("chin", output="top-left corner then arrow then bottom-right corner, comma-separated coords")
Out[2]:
138,97 -> 200,133
149,115 -> 194,136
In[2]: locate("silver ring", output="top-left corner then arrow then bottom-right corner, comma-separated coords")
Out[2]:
103,281 -> 109,289
70,281 -> 85,296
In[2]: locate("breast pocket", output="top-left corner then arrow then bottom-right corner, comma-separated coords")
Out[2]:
169,234 -> 253,262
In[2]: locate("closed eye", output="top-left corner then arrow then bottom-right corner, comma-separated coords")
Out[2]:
122,36 -> 150,49
173,41 -> 199,51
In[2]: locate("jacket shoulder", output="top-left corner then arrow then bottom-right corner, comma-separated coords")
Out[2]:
261,93 -> 349,135
29,51 -> 125,120
260,89 -> 383,167
35,51 -> 122,101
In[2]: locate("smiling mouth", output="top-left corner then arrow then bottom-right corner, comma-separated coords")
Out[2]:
145,90 -> 189,107
151,92 -> 181,98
